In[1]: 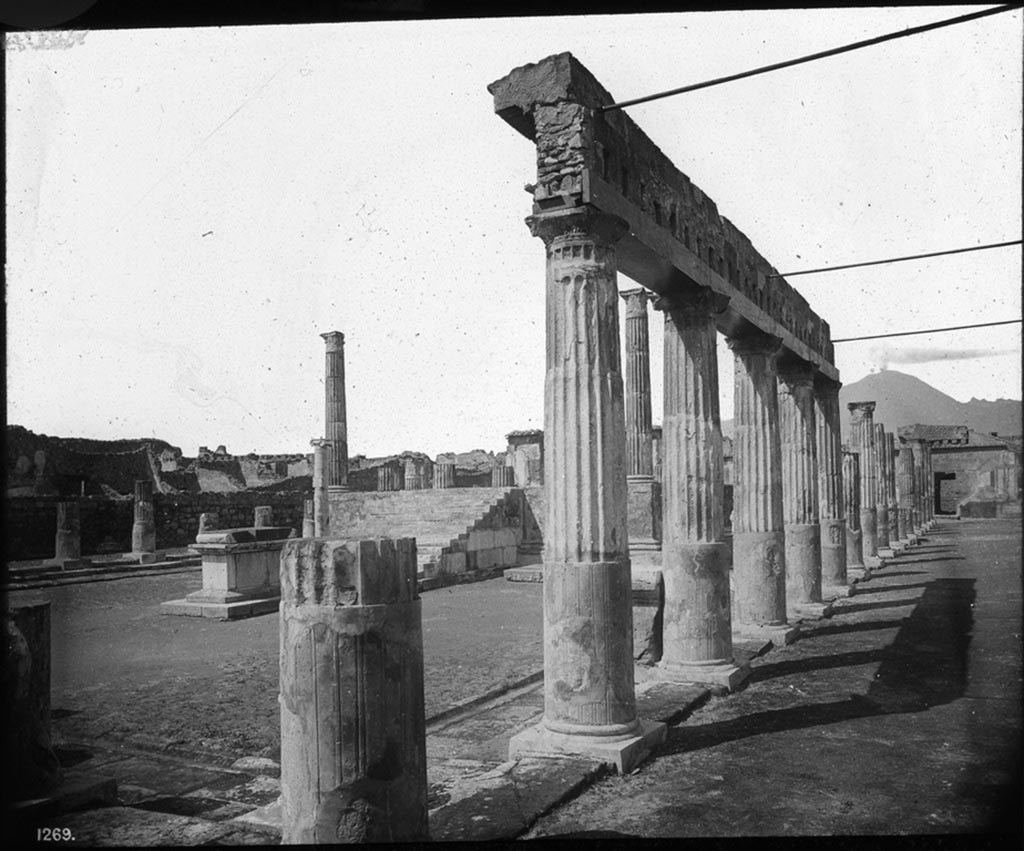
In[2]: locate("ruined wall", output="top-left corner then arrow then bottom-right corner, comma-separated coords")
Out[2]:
4,492 -> 307,561
932,445 -> 1021,514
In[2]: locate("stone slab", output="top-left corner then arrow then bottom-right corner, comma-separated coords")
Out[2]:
508,719 -> 667,774
788,600 -> 835,621
823,583 -> 855,600
505,566 -> 543,582
159,596 -> 280,620
644,659 -> 751,692
733,622 -> 800,647
633,680 -> 711,725
11,770 -> 118,824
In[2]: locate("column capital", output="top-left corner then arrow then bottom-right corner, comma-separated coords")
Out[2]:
310,438 -> 332,449
619,287 -> 654,317
813,373 -> 842,398
320,331 -> 345,351
846,400 -> 876,415
653,285 -> 730,317
777,360 -> 817,387
726,331 -> 782,358
527,206 -> 628,246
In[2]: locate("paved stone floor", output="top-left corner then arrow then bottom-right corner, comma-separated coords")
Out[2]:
7,518 -> 1021,842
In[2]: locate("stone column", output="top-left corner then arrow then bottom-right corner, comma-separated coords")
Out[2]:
814,377 -> 848,595
910,440 -> 927,535
310,439 -> 330,537
923,443 -> 935,526
653,287 -> 746,689
377,462 -> 400,492
727,332 -> 797,646
254,506 -> 273,528
279,537 -> 427,843
620,288 -> 655,478
52,501 -> 86,568
847,402 -> 878,564
508,207 -> 664,774
778,361 -> 829,618
896,445 -> 915,544
651,426 -> 663,483
842,449 -> 866,578
435,462 -> 456,488
322,331 -> 349,493
874,423 -> 891,551
886,434 -> 900,548
491,464 -> 515,487
302,499 -> 315,538
131,479 -> 156,560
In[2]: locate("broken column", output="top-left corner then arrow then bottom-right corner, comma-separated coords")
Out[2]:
377,462 -> 401,492
508,207 -> 665,773
491,463 -> 515,487
896,444 -> 915,545
653,286 -> 747,689
874,423 -> 892,552
847,402 -> 879,564
311,439 -> 330,537
728,332 -> 797,646
778,361 -> 828,618
842,448 -> 867,579
506,430 -> 545,486
131,479 -> 156,561
279,537 -> 427,843
302,499 -> 315,538
50,501 -> 89,569
254,505 -> 273,528
814,377 -> 848,596
434,461 -> 456,489
322,331 -> 349,493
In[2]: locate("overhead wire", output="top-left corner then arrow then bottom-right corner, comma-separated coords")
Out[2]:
597,4 -> 1022,112
831,319 -> 1022,344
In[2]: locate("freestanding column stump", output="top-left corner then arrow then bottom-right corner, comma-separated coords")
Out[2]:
848,402 -> 880,567
815,377 -> 849,597
48,501 -> 91,570
131,479 -> 157,563
311,439 -> 331,537
778,362 -> 830,619
652,287 -> 747,689
279,537 -> 427,844
842,449 -> 867,580
322,331 -> 349,494
508,207 -> 665,774
728,332 -> 798,646
874,423 -> 892,554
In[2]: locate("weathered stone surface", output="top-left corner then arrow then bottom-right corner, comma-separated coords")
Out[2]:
434,462 -> 456,489
896,444 -> 915,542
728,333 -> 790,633
131,479 -> 156,554
279,537 -> 427,843
848,402 -> 877,557
253,505 -> 273,528
626,476 -> 661,551
842,449 -> 865,573
5,601 -> 62,798
505,430 -> 544,487
654,287 -> 742,686
778,362 -> 822,608
321,331 -> 349,492
198,512 -> 219,534
53,501 -> 83,563
491,464 -> 515,488
301,499 -> 314,538
814,377 -> 847,589
376,461 -> 402,492
874,423 -> 891,549
621,287 -> 654,478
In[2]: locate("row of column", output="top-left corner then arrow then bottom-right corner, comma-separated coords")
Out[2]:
512,206 -> 947,771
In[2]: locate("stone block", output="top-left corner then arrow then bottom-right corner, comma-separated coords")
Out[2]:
468,529 -> 496,551
440,552 -> 467,575
500,545 -> 518,565
508,719 -> 666,775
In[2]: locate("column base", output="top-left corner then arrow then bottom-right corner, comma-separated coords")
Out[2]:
788,600 -> 834,621
732,622 -> 799,647
822,583 -> 854,599
44,557 -> 93,570
876,547 -> 897,559
650,659 -> 751,691
508,719 -> 666,774
160,595 -> 280,620
847,566 -> 871,583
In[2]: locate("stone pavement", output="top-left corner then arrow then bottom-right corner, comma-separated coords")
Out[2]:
8,518 -> 1021,842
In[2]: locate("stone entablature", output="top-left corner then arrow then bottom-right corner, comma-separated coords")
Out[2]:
897,424 -> 969,447
489,52 -> 836,378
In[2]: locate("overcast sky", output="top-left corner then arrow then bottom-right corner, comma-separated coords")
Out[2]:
6,7 -> 1022,457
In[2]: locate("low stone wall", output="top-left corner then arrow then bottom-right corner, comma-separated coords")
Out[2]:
4,493 -> 306,561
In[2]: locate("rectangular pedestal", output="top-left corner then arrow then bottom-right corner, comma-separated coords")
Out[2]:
160,595 -> 280,620
649,660 -> 750,691
788,600 -> 834,621
733,622 -> 800,647
509,718 -> 666,774
504,566 -> 543,582
823,583 -> 854,600
627,477 -> 661,550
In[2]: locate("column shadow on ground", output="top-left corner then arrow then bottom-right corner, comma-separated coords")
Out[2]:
848,581 -> 931,595
801,618 -> 907,639
829,598 -> 924,615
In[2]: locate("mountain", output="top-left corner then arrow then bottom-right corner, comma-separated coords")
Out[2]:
838,370 -> 1021,440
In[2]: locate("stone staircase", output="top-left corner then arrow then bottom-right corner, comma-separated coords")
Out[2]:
328,488 -> 524,583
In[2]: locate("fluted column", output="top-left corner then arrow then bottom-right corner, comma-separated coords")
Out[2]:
874,423 -> 891,550
322,331 -> 349,493
886,433 -> 900,547
310,439 -> 330,537
814,377 -> 848,593
508,207 -> 664,773
435,462 -> 456,488
910,440 -> 926,535
653,287 -> 746,689
842,448 -> 866,576
923,442 -> 935,526
848,402 -> 878,562
620,288 -> 654,478
727,332 -> 797,645
778,361 -> 826,616
896,444 -> 915,544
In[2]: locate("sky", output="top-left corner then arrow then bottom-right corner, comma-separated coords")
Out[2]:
6,6 -> 1022,457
